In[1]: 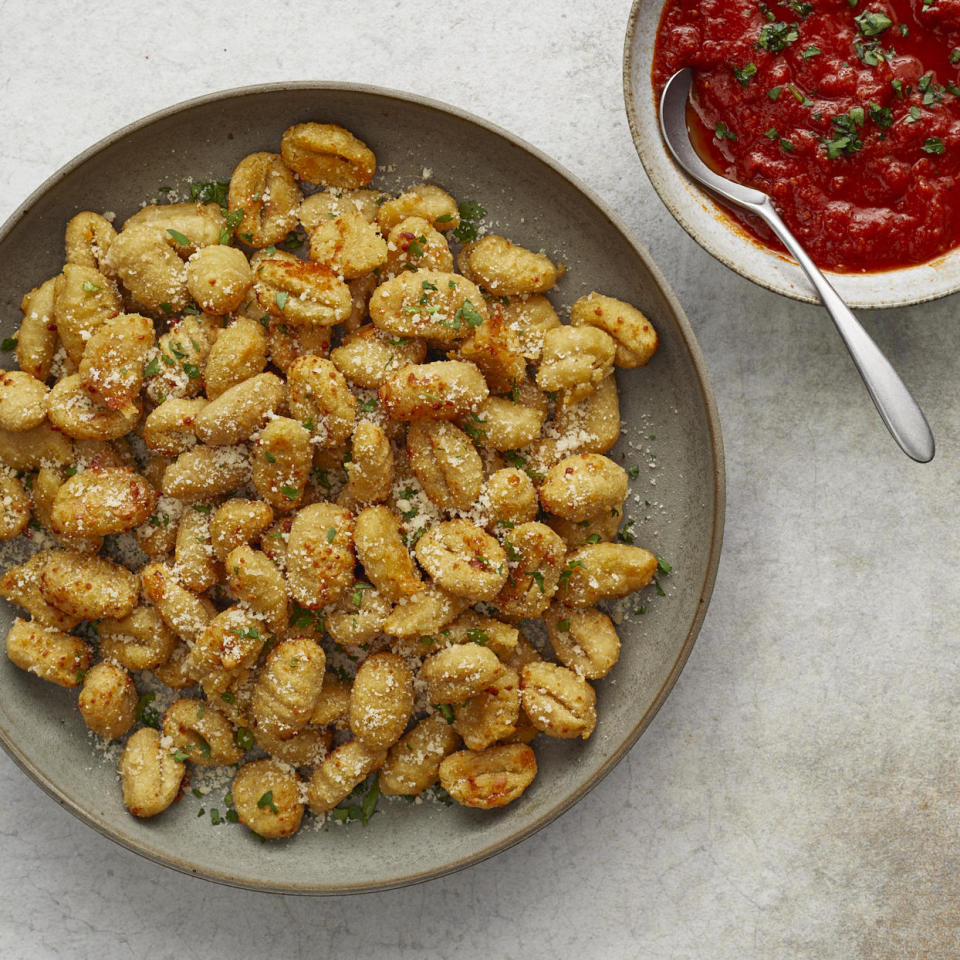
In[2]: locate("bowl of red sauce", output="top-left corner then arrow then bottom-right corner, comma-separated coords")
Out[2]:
624,0 -> 960,307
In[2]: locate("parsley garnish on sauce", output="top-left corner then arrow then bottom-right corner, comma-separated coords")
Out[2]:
733,63 -> 757,86
715,121 -> 737,141
854,10 -> 892,36
780,0 -> 813,16
756,22 -> 799,52
823,111 -> 864,158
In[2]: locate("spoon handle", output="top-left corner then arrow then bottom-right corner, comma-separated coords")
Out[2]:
756,200 -> 935,463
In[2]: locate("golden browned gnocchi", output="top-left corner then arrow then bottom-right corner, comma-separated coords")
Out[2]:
251,637 -> 326,740
38,550 -> 139,621
379,713 -> 461,796
520,661 -> 597,739
438,743 -> 537,809
458,235 -> 562,296
119,727 -> 186,818
0,119 -> 668,840
5,617 -> 92,687
379,360 -> 489,422
186,244 -> 253,315
232,759 -> 305,839
78,660 -> 138,739
162,698 -> 243,765
281,122 -> 377,188
348,651 -> 414,749
228,152 -> 302,249
0,370 -> 48,431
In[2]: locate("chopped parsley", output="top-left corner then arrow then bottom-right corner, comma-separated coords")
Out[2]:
435,703 -> 455,724
453,299 -> 485,330
557,559 -> 586,593
866,102 -> 893,128
779,0 -> 813,15
557,618 -> 571,633
81,280 -> 102,293
135,692 -> 161,729
823,111 -> 864,158
190,180 -> 230,207
166,228 -> 191,246
236,727 -> 255,751
768,86 -> 783,101
714,121 -> 737,141
923,137 -> 946,155
275,290 -> 289,311
854,10 -> 892,36
854,38 -> 893,67
0,338 -> 17,352
220,207 -> 244,244
733,63 -> 757,86
352,582 -> 374,608
330,776 -> 381,826
452,200 -> 485,243
280,485 -> 299,500
466,627 -> 490,645
458,200 -> 486,220
755,22 -> 799,52
257,790 -> 280,814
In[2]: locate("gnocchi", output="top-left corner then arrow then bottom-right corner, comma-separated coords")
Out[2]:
0,119 -> 667,842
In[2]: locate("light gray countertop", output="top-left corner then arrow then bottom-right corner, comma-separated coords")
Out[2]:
1,2 -> 956,958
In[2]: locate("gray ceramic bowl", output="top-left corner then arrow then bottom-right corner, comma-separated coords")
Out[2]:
0,83 -> 724,894
623,0 -> 960,309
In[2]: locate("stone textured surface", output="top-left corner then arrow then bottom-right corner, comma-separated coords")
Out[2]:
1,1 -> 958,958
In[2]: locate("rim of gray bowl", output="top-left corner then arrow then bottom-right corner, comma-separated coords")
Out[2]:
622,0 -> 960,309
0,80 -> 726,895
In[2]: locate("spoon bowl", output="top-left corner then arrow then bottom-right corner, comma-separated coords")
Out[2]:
659,68 -> 935,464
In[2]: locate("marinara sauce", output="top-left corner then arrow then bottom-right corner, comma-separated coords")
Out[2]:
653,0 -> 960,271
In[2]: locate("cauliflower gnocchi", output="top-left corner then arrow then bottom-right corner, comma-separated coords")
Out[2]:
0,119 -> 666,840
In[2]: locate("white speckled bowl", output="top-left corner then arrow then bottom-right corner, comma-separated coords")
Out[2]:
623,0 -> 960,309
0,83 -> 724,894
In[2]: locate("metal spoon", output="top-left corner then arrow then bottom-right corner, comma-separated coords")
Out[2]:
659,67 -> 935,463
